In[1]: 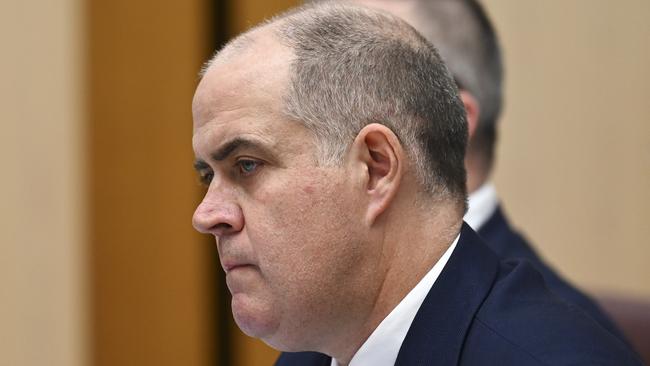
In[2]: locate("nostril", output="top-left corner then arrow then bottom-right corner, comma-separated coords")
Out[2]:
214,222 -> 233,235
216,223 -> 232,230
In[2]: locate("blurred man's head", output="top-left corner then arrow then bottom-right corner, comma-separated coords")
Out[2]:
192,2 -> 467,359
335,0 -> 504,192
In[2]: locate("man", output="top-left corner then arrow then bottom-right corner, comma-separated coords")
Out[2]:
192,3 -> 639,365
327,0 -> 628,342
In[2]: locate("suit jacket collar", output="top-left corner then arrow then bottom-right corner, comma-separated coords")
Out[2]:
395,223 -> 500,365
476,205 -> 512,255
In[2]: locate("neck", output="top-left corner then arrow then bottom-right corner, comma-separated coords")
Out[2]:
327,196 -> 463,364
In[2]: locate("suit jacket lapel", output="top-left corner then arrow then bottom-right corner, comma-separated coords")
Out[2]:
274,351 -> 330,366
395,223 -> 500,365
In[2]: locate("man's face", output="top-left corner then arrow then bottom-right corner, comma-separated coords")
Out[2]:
191,39 -> 380,350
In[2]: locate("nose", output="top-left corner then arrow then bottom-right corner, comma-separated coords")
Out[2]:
192,188 -> 244,237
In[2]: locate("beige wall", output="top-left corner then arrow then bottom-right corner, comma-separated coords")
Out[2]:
0,0 -> 86,365
483,0 -> 650,298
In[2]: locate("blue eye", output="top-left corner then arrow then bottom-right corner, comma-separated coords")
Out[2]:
238,159 -> 260,175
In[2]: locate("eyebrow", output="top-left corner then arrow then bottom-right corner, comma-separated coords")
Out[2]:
193,137 -> 268,171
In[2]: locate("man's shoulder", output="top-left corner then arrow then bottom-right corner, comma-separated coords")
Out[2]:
463,259 -> 641,365
478,205 -> 629,342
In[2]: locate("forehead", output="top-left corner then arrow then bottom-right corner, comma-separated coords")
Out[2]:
192,30 -> 313,157
193,30 -> 292,128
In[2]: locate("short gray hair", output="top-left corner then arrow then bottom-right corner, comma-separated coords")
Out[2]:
275,3 -> 468,201
308,0 -> 503,166
207,3 -> 468,202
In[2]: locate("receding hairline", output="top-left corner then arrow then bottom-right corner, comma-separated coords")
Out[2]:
201,2 -> 433,76
200,29 -> 267,77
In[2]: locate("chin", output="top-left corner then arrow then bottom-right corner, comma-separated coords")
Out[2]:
231,293 -> 279,339
231,295 -> 309,352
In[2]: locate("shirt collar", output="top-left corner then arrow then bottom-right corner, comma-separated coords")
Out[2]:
331,234 -> 460,366
464,182 -> 499,231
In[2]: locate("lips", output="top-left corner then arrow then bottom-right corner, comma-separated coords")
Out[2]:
223,262 -> 253,272
221,258 -> 256,273
223,262 -> 257,295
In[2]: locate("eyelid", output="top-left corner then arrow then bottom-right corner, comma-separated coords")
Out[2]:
234,156 -> 264,164
235,157 -> 264,176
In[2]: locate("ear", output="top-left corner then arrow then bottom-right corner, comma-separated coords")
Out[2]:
348,123 -> 404,225
460,90 -> 480,140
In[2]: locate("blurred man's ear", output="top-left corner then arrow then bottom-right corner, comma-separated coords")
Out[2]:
460,90 -> 480,139
349,123 -> 404,225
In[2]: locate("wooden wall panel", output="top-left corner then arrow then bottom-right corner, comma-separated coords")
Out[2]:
88,0 -> 217,365
228,0 -> 299,35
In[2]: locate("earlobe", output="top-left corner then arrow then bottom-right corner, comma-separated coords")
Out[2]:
350,123 -> 404,225
460,90 -> 480,139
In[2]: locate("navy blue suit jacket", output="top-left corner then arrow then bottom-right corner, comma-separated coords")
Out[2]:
477,206 -> 627,341
276,224 -> 641,365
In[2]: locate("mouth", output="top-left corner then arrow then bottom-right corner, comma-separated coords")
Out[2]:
222,261 -> 255,273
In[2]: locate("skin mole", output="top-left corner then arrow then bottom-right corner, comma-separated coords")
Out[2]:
302,185 -> 316,194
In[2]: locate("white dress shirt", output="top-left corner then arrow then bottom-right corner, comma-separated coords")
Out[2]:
463,183 -> 499,231
331,234 -> 460,366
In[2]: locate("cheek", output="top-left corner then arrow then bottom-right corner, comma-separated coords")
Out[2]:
255,185 -> 326,265
237,175 -> 374,344
253,178 -> 364,290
